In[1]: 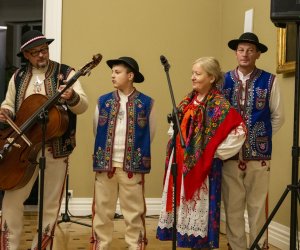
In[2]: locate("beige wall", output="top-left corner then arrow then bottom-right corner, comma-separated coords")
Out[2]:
62,0 -> 222,198
62,0 -> 295,228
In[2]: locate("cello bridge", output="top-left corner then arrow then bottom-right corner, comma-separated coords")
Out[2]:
7,138 -> 21,148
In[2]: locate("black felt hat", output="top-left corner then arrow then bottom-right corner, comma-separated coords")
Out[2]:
228,32 -> 268,53
106,56 -> 144,83
17,30 -> 54,57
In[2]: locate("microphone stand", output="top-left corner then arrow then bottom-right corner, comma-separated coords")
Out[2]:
160,55 -> 185,250
37,108 -> 48,250
57,172 -> 91,227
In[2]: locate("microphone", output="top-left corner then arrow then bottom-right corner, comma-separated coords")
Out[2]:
160,55 -> 170,71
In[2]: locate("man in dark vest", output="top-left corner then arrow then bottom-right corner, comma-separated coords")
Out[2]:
0,30 -> 88,250
221,32 -> 285,250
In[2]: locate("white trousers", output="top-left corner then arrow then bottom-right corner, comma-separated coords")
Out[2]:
91,168 -> 147,250
0,148 -> 68,250
222,160 -> 270,250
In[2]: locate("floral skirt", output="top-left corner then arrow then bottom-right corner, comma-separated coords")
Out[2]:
156,158 -> 222,248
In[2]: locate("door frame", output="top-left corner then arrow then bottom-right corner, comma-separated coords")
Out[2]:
0,1 -> 63,209
43,0 -> 62,63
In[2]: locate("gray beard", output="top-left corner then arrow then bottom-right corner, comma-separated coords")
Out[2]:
36,60 -> 48,69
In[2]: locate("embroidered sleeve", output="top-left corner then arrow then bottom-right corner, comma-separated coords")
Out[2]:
66,91 -> 80,106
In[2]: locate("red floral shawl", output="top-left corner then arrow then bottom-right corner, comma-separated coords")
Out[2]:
165,88 -> 244,210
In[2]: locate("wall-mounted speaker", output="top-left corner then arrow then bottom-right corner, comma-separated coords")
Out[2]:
271,0 -> 300,27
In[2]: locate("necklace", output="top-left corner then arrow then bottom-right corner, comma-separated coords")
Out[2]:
33,76 -> 44,93
118,109 -> 125,121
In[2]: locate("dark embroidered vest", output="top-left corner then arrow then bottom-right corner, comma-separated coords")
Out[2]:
14,60 -> 77,158
93,90 -> 153,174
222,68 -> 275,160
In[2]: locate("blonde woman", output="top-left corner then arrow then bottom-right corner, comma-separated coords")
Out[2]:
157,57 -> 246,249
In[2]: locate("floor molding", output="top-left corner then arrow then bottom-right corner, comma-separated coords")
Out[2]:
59,197 -> 294,250
0,197 -> 293,249
59,197 -> 162,217
220,206 -> 290,250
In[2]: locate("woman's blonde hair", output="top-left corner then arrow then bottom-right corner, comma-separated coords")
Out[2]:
193,57 -> 224,85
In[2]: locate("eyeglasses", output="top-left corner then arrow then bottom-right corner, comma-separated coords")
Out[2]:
27,47 -> 49,57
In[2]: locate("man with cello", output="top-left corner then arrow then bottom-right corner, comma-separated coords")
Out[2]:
0,30 -> 88,250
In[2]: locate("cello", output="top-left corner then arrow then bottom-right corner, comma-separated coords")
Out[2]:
0,54 -> 102,190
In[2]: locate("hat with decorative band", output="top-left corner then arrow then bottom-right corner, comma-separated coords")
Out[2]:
17,30 -> 54,57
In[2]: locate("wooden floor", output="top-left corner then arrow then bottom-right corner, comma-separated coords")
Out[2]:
13,212 -> 280,250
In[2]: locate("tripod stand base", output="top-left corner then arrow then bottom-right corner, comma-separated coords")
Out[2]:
58,173 -> 91,227
57,212 -> 91,227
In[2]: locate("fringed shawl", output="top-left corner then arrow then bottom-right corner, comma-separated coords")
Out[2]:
165,88 -> 243,207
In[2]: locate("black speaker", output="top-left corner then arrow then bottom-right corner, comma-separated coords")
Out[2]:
271,0 -> 300,28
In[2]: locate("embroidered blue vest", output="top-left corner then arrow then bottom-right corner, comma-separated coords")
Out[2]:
93,90 -> 153,173
14,61 -> 77,158
222,68 -> 275,160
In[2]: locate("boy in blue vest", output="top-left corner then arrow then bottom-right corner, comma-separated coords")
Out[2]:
221,32 -> 285,250
91,56 -> 156,250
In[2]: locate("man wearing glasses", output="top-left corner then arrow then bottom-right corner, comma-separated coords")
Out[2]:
0,30 -> 88,250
